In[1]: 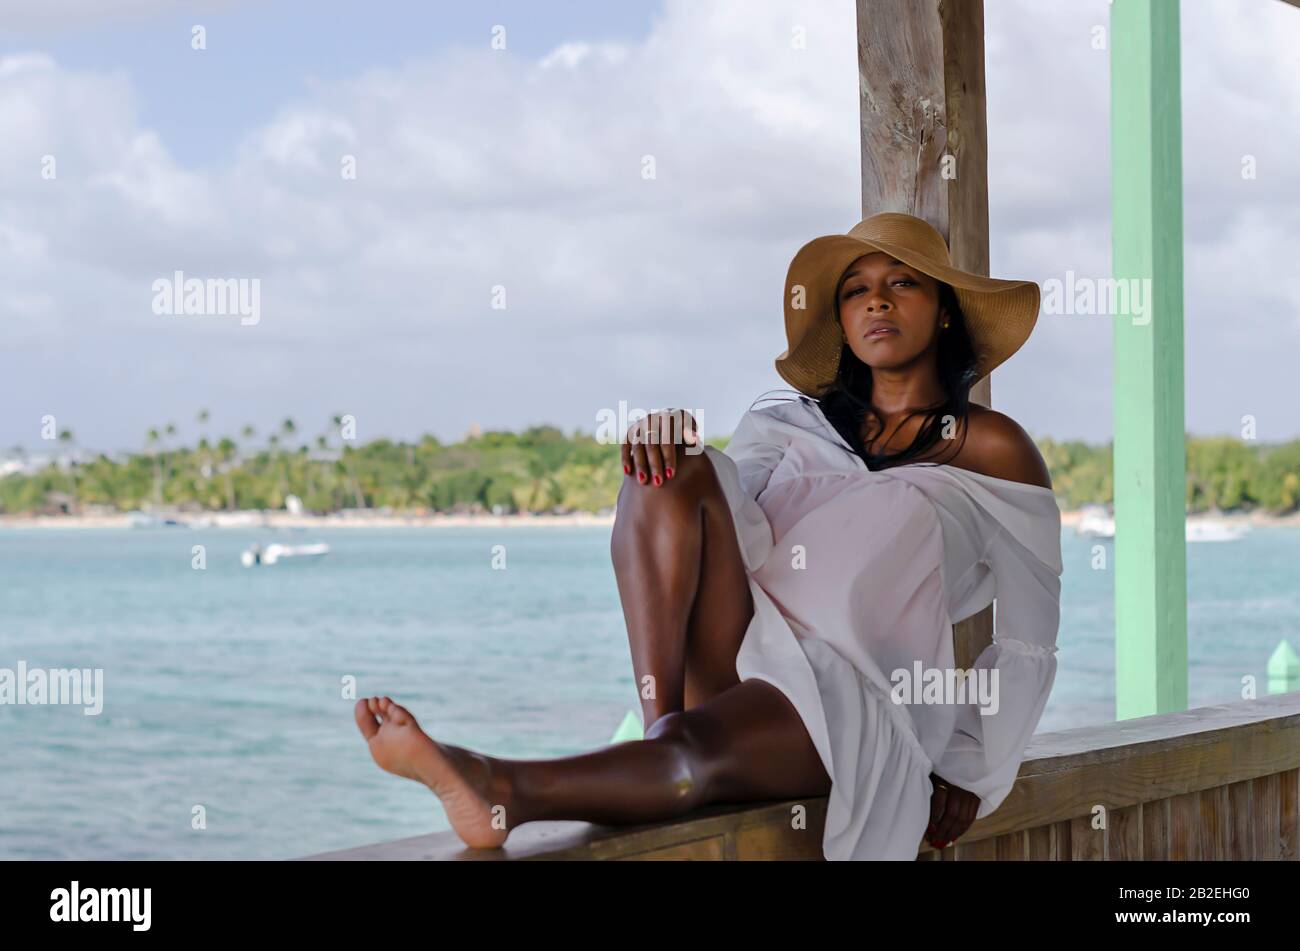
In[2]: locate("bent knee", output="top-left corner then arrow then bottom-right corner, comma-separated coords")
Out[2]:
643,712 -> 705,801
614,450 -> 720,514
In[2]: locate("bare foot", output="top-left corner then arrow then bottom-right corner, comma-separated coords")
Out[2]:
354,696 -> 511,849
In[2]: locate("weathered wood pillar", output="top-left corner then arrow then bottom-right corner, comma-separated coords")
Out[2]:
856,0 -> 992,668
1110,0 -> 1188,719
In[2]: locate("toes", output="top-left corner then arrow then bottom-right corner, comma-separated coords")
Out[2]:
354,699 -> 380,739
383,698 -> 414,727
367,696 -> 382,720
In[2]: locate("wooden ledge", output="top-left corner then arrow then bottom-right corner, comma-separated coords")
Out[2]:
306,691 -> 1300,860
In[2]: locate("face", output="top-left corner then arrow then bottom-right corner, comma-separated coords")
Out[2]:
836,252 -> 947,371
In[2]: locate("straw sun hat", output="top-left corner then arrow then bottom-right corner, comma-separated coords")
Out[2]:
775,212 -> 1041,397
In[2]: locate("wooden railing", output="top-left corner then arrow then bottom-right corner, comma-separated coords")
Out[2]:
306,691 -> 1300,861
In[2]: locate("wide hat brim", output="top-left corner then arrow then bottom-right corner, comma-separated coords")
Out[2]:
775,213 -> 1041,397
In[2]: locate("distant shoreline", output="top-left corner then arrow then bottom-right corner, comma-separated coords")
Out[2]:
4,508 -> 1300,530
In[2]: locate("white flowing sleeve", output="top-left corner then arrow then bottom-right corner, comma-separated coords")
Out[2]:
699,407 -> 791,573
716,407 -> 792,502
932,522 -> 1062,820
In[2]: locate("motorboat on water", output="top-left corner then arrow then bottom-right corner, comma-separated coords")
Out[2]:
1075,504 -> 1248,542
1075,504 -> 1115,539
127,511 -> 187,528
1185,518 -> 1249,542
241,542 -> 330,566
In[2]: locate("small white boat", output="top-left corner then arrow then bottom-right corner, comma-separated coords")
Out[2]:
1075,505 -> 1115,539
241,542 -> 330,566
127,511 -> 188,528
1076,505 -> 1247,543
1185,518 -> 1248,543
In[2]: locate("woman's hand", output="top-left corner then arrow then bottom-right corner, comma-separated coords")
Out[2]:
621,409 -> 700,487
927,772 -> 979,850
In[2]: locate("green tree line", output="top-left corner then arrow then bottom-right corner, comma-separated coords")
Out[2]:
4,419 -> 1299,515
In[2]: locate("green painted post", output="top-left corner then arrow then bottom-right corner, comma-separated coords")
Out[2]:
1110,0 -> 1188,720
609,709 -> 644,743
1267,640 -> 1300,695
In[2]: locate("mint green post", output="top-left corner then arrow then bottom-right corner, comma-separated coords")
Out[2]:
1110,0 -> 1188,719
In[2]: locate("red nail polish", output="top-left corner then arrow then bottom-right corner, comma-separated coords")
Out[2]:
665,467 -> 674,479
653,474 -> 662,486
623,463 -> 631,474
638,472 -> 646,483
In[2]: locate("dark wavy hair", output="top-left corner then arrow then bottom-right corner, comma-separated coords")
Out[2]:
813,280 -> 980,471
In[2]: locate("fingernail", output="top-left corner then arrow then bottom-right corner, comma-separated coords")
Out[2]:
638,472 -> 646,483
665,467 -> 674,479
623,463 -> 631,474
653,474 -> 662,486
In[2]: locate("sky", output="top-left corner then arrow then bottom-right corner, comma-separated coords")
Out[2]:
2,0 -> 1298,454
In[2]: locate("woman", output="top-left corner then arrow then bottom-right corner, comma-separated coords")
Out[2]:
354,212 -> 1063,860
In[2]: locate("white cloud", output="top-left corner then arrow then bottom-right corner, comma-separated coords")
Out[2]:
1,0 -> 1298,452
1,0 -> 248,33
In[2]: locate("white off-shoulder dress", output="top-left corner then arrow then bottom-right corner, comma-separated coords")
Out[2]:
700,396 -> 1063,860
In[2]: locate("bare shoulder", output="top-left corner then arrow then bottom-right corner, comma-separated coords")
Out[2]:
956,407 -> 1053,490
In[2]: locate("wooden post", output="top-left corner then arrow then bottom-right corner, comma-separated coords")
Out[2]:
856,0 -> 991,668
1110,0 -> 1188,719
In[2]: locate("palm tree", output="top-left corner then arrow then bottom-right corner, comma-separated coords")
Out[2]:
332,414 -> 365,509
162,422 -> 178,492
58,429 -> 78,512
267,434 -> 287,501
212,437 -> 237,509
196,409 -> 213,485
145,428 -> 162,506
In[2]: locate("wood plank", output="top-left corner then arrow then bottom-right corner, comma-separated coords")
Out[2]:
1026,824 -> 1055,860
307,797 -> 823,861
954,836 -> 997,860
1198,785 -> 1228,859
1025,691 -> 1300,758
1251,773 -> 1281,860
1109,803 -> 1142,860
618,835 -> 727,861
1228,781 -> 1253,860
1070,815 -> 1104,860
961,693 -> 1300,842
994,831 -> 1027,861
1281,767 -> 1299,860
1143,797 -> 1169,860
1055,820 -> 1072,861
1169,791 -> 1201,860
733,801 -> 827,860
855,0 -> 948,227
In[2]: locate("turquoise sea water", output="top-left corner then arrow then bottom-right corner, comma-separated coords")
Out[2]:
1,524 -> 1298,859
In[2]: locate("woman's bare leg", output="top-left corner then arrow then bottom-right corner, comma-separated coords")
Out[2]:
610,449 -> 753,730
355,679 -> 830,847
